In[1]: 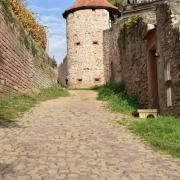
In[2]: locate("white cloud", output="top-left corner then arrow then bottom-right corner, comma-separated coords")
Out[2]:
47,35 -> 67,64
29,5 -> 61,13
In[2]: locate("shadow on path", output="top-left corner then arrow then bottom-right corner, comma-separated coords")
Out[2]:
0,163 -> 15,179
0,115 -> 21,128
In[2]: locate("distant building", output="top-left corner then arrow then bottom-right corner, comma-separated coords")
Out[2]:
59,0 -> 120,88
59,0 -> 180,116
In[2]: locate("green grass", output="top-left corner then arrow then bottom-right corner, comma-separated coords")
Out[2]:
0,85 -> 69,120
95,82 -> 180,158
95,82 -> 141,113
130,116 -> 180,158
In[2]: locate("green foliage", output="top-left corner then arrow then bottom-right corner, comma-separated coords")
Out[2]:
0,0 -> 14,22
20,28 -> 30,49
51,57 -> 57,68
95,82 -> 141,113
0,85 -> 69,120
0,0 -> 47,48
130,116 -> 180,157
108,0 -> 123,10
124,16 -> 140,29
19,27 -> 37,56
30,41 -> 37,57
119,16 -> 140,38
0,0 -> 38,55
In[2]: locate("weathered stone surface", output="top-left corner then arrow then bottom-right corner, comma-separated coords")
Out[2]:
60,9 -> 111,88
156,1 -> 180,116
103,0 -> 180,116
0,91 -> 179,179
103,18 -> 124,83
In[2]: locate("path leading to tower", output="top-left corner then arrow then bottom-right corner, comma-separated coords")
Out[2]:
0,90 -> 179,180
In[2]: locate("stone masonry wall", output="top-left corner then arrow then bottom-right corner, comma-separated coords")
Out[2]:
65,9 -> 110,88
103,0 -> 180,116
118,21 -> 149,106
0,8 -> 57,93
104,18 -> 150,106
58,57 -> 68,87
156,1 -> 180,116
103,18 -> 124,83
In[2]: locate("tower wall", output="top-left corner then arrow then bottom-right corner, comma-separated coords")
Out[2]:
66,9 -> 110,87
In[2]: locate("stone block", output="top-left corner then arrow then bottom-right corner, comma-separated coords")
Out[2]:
137,109 -> 158,119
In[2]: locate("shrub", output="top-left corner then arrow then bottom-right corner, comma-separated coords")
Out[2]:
96,82 -> 141,113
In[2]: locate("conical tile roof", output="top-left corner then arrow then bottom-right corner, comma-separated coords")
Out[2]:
63,0 -> 120,18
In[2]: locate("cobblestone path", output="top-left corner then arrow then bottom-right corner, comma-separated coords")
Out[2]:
0,90 -> 179,180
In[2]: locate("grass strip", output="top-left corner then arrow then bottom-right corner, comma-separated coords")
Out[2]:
0,85 -> 69,120
130,116 -> 180,158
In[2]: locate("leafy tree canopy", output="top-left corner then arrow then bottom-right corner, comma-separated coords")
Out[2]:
108,0 -> 123,10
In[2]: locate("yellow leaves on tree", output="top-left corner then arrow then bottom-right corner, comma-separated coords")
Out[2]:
9,0 -> 47,49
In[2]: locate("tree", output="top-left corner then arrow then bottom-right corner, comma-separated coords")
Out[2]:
108,0 -> 123,10
51,56 -> 57,68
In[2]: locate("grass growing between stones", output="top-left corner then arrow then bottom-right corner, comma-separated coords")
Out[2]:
94,82 -> 141,113
129,116 -> 180,158
0,85 -> 69,121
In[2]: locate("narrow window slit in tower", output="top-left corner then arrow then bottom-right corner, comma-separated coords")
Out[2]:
77,79 -> 82,82
93,41 -> 98,45
95,78 -> 100,82
75,42 -> 80,46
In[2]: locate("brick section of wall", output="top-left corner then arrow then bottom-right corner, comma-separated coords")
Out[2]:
156,1 -> 180,116
0,9 -> 57,93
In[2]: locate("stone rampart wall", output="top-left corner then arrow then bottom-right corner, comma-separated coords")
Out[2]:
0,8 -> 57,93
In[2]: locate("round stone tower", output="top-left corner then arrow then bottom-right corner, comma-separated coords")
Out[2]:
63,0 -> 119,88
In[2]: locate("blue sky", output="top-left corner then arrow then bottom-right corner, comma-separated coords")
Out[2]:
26,0 -> 75,64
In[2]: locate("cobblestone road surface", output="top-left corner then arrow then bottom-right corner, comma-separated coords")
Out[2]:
0,90 -> 179,180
